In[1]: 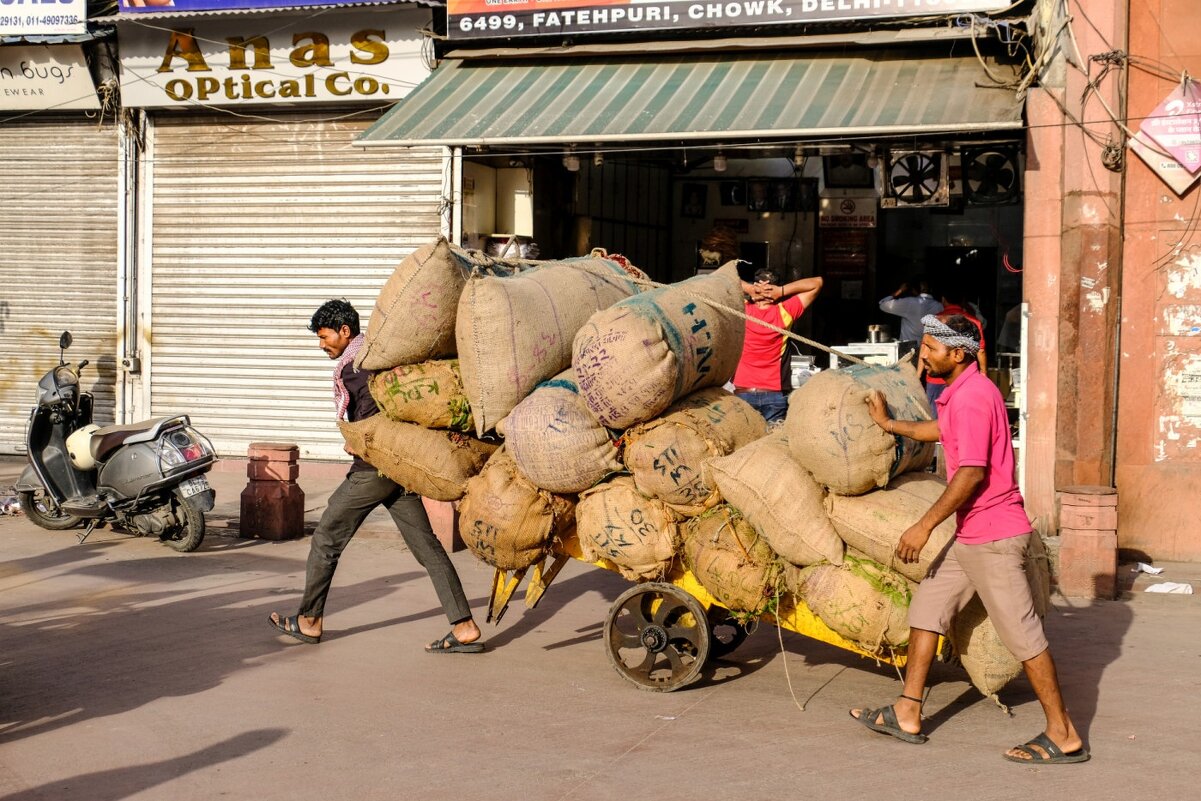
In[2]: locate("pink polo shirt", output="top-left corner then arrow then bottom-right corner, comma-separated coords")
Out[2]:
935,363 -> 1032,544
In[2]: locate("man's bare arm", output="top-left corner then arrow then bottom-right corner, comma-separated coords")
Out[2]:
865,390 -> 941,442
895,466 -> 986,563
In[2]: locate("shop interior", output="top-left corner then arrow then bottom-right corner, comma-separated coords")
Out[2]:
459,139 -> 1025,434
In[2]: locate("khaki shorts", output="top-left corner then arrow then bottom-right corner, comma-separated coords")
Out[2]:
907,534 -> 1048,662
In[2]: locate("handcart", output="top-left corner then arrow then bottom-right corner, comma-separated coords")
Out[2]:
486,530 -> 912,692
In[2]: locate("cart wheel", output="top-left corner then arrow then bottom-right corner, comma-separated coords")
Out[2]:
604,582 -> 711,692
707,609 -> 751,659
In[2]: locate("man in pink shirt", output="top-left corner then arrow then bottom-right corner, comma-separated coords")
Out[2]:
849,314 -> 1088,765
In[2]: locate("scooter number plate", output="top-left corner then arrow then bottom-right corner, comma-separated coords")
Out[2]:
180,477 -> 210,498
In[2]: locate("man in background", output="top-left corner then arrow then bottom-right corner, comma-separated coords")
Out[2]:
879,276 -> 943,344
732,268 -> 823,424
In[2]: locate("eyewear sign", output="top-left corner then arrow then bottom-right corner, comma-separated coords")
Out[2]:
447,0 -> 1011,39
0,45 -> 98,110
0,0 -> 85,36
118,1 -> 389,12
118,9 -> 427,107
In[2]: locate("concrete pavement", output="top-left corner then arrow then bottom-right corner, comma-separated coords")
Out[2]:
1,455 -> 1200,801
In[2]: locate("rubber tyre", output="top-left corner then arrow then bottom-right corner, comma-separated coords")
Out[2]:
17,490 -> 83,531
161,498 -> 205,552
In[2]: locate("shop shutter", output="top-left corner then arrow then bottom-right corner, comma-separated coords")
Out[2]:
144,111 -> 445,460
0,118 -> 120,454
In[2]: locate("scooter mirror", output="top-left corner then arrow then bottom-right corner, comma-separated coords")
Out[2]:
59,331 -> 72,350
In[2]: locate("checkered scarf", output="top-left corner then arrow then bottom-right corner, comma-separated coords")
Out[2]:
333,334 -> 365,421
922,314 -> 980,356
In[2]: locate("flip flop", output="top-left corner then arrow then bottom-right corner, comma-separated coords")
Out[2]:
851,704 -> 928,744
269,613 -> 320,645
1003,732 -> 1090,764
426,631 -> 485,654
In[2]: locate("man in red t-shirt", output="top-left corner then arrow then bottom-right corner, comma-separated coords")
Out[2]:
849,313 -> 1088,765
732,268 -> 823,423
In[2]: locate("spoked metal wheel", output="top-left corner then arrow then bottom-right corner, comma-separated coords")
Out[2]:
707,608 -> 752,659
603,582 -> 711,692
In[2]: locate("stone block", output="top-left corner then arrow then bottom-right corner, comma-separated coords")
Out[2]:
1059,503 -> 1118,530
240,480 -> 305,541
247,460 -> 301,482
1057,485 -> 1118,507
422,497 -> 462,553
248,442 -> 300,464
1056,528 -> 1117,599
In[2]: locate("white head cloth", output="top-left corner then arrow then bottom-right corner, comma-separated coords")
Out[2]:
921,314 -> 980,356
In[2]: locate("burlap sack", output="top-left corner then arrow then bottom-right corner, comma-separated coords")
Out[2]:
576,476 -> 679,581
785,361 -> 934,496
368,359 -> 473,432
791,553 -> 914,651
824,473 -> 957,582
337,416 -> 498,502
683,505 -> 779,615
704,433 -> 844,567
457,256 -> 649,435
623,388 -> 766,516
505,370 -> 622,494
458,448 -> 575,571
356,239 -> 534,371
949,595 -> 1023,701
573,262 -> 745,428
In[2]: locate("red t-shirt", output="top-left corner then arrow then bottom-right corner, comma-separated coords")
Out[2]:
732,296 -> 805,391
926,304 -> 985,386
936,363 -> 1031,543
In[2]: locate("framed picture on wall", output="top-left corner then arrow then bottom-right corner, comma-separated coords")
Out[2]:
681,183 -> 707,218
720,181 -> 746,206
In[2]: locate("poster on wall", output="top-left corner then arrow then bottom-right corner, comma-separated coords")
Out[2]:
0,0 -> 85,36
446,0 -> 1013,40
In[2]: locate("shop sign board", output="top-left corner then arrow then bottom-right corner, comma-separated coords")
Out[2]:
819,195 -> 877,228
0,0 -> 85,36
117,1 -> 387,11
447,0 -> 1011,40
118,9 -> 427,107
0,45 -> 99,110
1140,78 -> 1201,174
1129,130 -> 1201,196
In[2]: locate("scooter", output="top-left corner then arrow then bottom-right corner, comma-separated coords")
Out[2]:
12,332 -> 217,552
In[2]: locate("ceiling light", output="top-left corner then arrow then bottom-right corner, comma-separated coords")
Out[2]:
712,151 -> 727,172
563,151 -> 580,172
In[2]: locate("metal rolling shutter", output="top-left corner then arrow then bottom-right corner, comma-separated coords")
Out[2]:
0,118 -> 120,454
145,112 -> 445,460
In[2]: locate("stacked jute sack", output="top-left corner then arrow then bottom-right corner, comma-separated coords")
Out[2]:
339,237 -> 648,510
459,262 -> 766,571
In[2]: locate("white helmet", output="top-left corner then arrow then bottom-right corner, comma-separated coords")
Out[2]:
66,424 -> 101,471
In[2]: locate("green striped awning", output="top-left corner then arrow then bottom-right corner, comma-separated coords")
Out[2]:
358,49 -> 1024,147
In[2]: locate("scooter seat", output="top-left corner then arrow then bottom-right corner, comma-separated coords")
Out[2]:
92,416 -> 177,462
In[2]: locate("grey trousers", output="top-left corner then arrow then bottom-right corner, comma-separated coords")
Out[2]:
297,469 -> 472,624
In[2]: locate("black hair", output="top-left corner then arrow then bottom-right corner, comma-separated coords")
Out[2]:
940,314 -> 980,343
753,267 -> 779,285
310,299 -> 360,336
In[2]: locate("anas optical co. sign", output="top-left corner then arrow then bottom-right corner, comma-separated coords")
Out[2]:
117,9 -> 426,107
448,0 -> 1010,39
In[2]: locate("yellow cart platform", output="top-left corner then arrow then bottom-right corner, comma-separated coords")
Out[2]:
487,530 -> 911,692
